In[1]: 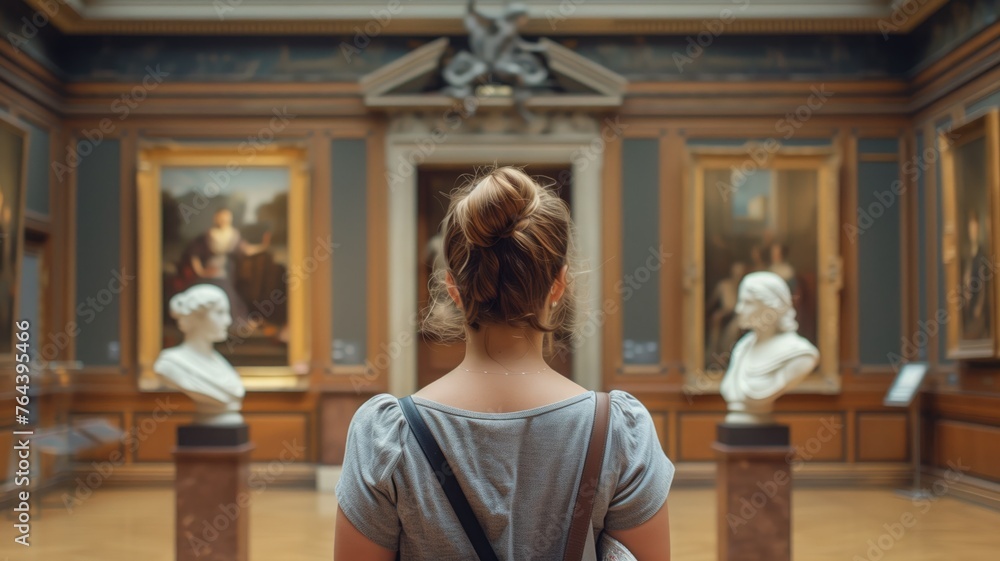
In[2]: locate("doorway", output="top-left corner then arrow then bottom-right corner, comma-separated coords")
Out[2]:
415,165 -> 573,389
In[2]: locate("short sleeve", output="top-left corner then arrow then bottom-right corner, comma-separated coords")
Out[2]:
334,394 -> 406,551
603,390 -> 675,531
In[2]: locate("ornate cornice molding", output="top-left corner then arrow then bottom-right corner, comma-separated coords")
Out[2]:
23,0 -> 948,36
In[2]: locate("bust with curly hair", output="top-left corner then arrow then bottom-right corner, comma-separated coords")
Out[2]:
720,271 -> 820,425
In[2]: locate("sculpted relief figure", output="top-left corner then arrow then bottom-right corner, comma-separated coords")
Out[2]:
154,284 -> 246,426
720,272 -> 819,425
443,0 -> 549,119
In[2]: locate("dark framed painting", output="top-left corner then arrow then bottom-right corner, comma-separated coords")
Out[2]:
683,145 -> 842,394
941,110 -> 1000,359
137,145 -> 311,389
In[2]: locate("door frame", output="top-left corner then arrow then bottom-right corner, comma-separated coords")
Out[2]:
385,122 -> 605,396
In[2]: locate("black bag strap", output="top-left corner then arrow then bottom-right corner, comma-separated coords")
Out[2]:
398,396 -> 500,561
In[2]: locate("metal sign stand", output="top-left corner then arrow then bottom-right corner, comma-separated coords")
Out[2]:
884,362 -> 932,500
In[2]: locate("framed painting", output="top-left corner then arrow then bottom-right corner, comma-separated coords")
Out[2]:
940,110 -> 1000,359
137,145 -> 311,390
0,115 -> 28,365
682,144 -> 842,395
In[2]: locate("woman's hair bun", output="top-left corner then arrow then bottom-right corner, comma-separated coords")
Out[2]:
454,167 -> 541,248
423,165 -> 580,353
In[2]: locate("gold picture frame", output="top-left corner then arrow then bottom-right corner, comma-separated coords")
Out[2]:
940,110 -> 1000,359
136,144 -> 311,390
682,144 -> 842,395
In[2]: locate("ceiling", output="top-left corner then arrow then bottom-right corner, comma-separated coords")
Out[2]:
27,0 -> 949,35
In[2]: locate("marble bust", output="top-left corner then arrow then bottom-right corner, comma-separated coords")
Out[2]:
154,284 -> 246,425
720,271 -> 819,425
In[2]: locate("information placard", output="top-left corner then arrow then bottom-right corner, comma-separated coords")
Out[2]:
884,362 -> 929,407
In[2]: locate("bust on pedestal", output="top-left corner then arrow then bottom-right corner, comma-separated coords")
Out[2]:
714,272 -> 819,561
156,285 -> 252,561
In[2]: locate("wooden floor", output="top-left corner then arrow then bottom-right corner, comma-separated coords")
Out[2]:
1,486 -> 998,560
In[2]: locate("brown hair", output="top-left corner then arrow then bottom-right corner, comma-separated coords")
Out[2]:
423,166 -> 580,351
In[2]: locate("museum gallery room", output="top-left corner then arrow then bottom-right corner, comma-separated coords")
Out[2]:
3,0 -> 1000,559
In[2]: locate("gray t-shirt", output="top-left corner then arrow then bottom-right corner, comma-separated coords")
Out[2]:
335,390 -> 674,560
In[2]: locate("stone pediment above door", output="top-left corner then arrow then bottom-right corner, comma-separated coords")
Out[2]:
359,37 -> 627,112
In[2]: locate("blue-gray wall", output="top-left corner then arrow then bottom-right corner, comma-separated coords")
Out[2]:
856,138 -> 902,365
24,120 -> 50,215
74,140 -> 121,366
331,139 -> 368,365
916,132 -> 928,361
621,138 -> 660,365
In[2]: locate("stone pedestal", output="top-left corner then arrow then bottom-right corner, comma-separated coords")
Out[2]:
714,424 -> 792,561
174,425 -> 253,561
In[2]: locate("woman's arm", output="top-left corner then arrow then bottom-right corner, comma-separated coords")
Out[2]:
239,231 -> 271,257
605,501 -> 671,561
189,255 -> 206,277
334,506 -> 397,561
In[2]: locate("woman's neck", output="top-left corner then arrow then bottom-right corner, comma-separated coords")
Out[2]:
461,323 -> 548,371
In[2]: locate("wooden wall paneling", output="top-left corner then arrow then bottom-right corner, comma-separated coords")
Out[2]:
0,425 -> 12,486
648,411 -> 669,452
910,20 -> 1000,96
956,362 -> 1000,394
933,419 -> 1000,481
839,131 -> 860,370
364,120 -> 388,390
773,413 -> 846,462
65,82 -> 361,99
243,413 -> 310,463
654,119 -> 844,140
950,105 -> 966,126
677,413 -> 725,462
319,393 -> 371,465
856,412 -> 909,462
39,393 -> 58,480
913,52 -> 1000,130
49,125 -> 72,364
620,89 -> 909,120
845,401 -> 858,463
0,48 -> 64,115
130,412 -> 193,463
667,409 -> 680,461
925,391 -> 1000,425
63,93 -> 367,120
130,411 -> 309,463
71,412 -> 125,463
601,126 -> 623,388
626,81 -> 908,99
122,410 -> 134,466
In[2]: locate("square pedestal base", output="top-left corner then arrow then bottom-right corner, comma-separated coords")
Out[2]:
714,437 -> 793,561
174,425 -> 254,561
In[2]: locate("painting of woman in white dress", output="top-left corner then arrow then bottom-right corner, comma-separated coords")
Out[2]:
160,167 -> 291,367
